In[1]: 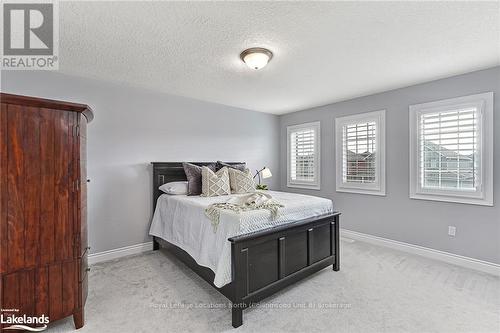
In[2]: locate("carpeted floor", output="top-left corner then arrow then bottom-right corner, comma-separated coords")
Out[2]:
47,239 -> 500,332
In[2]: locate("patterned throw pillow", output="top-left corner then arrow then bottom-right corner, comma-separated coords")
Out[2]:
228,168 -> 256,194
201,166 -> 231,197
183,162 -> 216,196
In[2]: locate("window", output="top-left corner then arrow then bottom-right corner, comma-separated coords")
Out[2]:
409,92 -> 493,206
287,122 -> 320,189
335,110 -> 386,195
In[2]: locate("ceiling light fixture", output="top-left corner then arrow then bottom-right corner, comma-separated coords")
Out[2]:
240,47 -> 273,70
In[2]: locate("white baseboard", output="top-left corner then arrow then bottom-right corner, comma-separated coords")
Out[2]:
88,242 -> 153,265
341,229 -> 500,276
88,232 -> 500,276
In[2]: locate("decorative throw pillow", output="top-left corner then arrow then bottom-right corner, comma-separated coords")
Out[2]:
201,166 -> 231,197
159,181 -> 188,195
216,161 -> 246,172
183,162 -> 216,196
228,168 -> 256,194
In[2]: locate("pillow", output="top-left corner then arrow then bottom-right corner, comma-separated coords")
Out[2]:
201,166 -> 231,197
228,168 -> 256,194
216,161 -> 246,172
159,181 -> 188,195
183,162 -> 216,196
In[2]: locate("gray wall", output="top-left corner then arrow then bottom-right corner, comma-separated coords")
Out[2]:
1,71 -> 280,254
2,67 -> 498,264
280,67 -> 500,264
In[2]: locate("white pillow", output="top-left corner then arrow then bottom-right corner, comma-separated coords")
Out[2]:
159,181 -> 188,195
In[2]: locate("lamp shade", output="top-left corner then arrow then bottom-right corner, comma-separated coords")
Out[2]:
261,167 -> 272,179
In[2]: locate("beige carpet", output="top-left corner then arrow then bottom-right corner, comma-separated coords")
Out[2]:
47,239 -> 500,332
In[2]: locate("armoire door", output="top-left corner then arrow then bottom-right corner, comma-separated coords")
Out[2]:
1,93 -> 93,329
0,103 -> 78,320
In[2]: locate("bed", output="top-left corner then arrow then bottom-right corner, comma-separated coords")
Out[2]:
150,162 -> 340,328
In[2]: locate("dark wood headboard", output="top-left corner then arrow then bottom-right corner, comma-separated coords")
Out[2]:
151,162 -> 244,211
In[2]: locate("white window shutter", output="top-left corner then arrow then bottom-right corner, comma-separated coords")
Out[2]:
419,107 -> 479,191
287,122 -> 321,189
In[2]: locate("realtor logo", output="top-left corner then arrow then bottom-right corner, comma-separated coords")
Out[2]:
1,308 -> 49,332
1,1 -> 59,69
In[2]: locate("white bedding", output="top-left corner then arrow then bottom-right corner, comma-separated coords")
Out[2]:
149,190 -> 333,287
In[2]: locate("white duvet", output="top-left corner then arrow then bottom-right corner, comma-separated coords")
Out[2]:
149,190 -> 333,287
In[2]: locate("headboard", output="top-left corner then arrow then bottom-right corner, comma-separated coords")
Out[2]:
151,162 -> 245,211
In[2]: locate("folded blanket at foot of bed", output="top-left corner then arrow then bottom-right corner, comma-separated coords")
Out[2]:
205,192 -> 284,228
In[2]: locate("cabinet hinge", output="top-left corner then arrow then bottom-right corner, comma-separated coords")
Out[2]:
71,179 -> 80,192
72,125 -> 80,137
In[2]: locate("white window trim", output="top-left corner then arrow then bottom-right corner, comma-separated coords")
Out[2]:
409,92 -> 494,206
287,121 -> 321,190
335,110 -> 386,196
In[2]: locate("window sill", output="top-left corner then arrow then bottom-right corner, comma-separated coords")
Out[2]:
336,187 -> 386,196
410,193 -> 493,206
287,183 -> 321,190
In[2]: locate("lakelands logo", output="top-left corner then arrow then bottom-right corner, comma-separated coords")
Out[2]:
1,0 -> 59,70
1,313 -> 49,331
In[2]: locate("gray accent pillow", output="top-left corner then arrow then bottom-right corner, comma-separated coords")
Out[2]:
216,161 -> 246,172
183,162 -> 216,196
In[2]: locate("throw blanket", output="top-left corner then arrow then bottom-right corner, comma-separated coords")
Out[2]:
205,192 -> 284,228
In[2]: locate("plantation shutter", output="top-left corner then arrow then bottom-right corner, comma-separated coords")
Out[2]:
419,107 -> 479,191
290,127 -> 317,182
342,122 -> 376,183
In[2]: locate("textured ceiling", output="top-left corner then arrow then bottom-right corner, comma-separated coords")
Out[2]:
59,1 -> 500,114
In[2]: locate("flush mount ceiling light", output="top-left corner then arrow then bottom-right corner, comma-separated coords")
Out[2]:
240,47 -> 273,70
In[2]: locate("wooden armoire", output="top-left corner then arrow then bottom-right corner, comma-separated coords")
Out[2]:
0,93 -> 93,329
